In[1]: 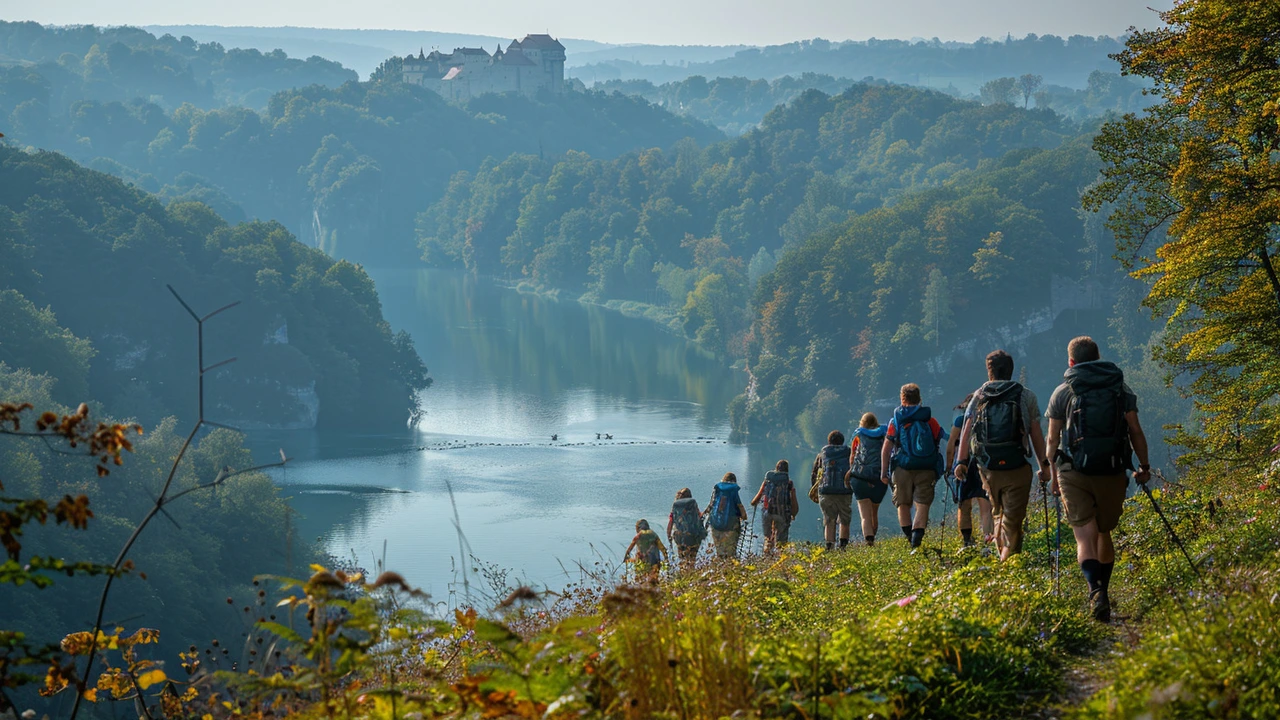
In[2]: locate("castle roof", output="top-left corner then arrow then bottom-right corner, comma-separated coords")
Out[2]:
516,34 -> 565,51
498,48 -> 536,66
454,47 -> 491,56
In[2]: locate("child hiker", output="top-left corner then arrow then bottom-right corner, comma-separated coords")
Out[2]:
623,519 -> 668,581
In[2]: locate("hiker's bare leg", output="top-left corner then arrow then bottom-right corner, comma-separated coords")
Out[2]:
912,502 -> 929,530
1073,519 -> 1101,563
858,499 -> 876,538
897,504 -> 911,528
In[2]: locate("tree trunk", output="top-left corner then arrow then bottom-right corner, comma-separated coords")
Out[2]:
1259,245 -> 1280,330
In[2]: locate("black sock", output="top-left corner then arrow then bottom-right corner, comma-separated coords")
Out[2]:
1081,559 -> 1104,593
839,538 -> 849,548
961,528 -> 973,543
865,535 -> 875,545
910,528 -> 925,548
901,525 -> 912,539
826,542 -> 834,550
1100,561 -> 1115,589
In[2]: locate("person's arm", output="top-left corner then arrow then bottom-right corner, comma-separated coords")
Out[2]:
1028,417 -> 1049,484
847,438 -> 859,481
880,427 -> 893,482
751,482 -> 765,506
1126,411 -> 1151,483
1046,418 -> 1063,494
955,416 -> 975,480
811,456 -> 821,486
737,502 -> 748,520
945,427 -> 960,471
658,537 -> 669,560
623,537 -> 637,561
789,484 -> 799,519
666,514 -> 675,542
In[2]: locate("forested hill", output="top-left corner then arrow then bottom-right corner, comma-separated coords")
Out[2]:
0,20 -> 357,110
1,66 -> 722,267
574,34 -> 1127,93
0,144 -> 430,431
416,83 -> 1077,301
416,82 -> 1187,445
595,70 -> 1151,136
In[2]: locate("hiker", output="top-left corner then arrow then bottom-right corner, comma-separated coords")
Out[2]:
955,350 -> 1050,560
880,383 -> 946,550
945,392 -> 994,546
703,472 -> 748,559
847,413 -> 888,546
811,430 -> 854,549
623,519 -> 668,581
751,460 -> 799,553
666,487 -> 706,568
1044,336 -> 1150,622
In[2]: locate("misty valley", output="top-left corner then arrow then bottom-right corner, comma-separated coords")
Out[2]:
3,4 -> 1280,719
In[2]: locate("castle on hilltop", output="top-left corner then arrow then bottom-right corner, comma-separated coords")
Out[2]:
402,34 -> 566,101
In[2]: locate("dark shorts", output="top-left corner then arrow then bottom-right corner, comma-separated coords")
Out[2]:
953,473 -> 989,503
851,476 -> 889,504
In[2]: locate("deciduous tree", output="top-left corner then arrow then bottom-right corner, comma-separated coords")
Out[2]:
1085,0 -> 1280,465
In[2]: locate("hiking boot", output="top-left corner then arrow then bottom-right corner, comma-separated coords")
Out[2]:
963,536 -> 976,548
1090,587 -> 1111,623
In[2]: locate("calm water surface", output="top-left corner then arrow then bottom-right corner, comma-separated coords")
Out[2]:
250,270 -> 827,600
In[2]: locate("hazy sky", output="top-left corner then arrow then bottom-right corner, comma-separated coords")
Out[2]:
7,0 -> 1175,46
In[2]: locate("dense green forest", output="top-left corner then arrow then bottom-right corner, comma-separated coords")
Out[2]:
2,55 -> 721,266
0,144 -> 430,430
415,82 -> 1189,445
0,21 -> 357,111
593,69 -> 1151,135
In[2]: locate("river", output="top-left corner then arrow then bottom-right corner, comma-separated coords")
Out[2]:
249,269 -> 933,603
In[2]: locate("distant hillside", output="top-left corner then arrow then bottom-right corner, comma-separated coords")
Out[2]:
573,34 -> 1128,94
0,20 -> 357,109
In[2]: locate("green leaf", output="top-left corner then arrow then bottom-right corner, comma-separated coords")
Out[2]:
256,621 -> 304,644
472,618 -> 519,645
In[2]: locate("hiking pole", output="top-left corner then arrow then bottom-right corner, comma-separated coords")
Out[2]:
940,472 -> 953,553
1138,476 -> 1204,584
1053,491 -> 1062,596
1040,479 -> 1050,568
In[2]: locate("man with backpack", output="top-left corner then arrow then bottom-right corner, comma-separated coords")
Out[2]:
811,431 -> 854,549
954,350 -> 1050,561
1044,336 -> 1151,623
703,472 -> 749,560
751,460 -> 799,553
880,384 -> 946,550
667,487 -> 706,569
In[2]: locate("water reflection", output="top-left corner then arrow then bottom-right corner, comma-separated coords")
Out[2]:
260,270 -> 759,594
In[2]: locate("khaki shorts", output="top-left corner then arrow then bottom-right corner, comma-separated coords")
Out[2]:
980,464 -> 1033,550
1059,468 -> 1128,533
762,513 -> 791,550
818,493 -> 853,529
710,527 -> 740,558
891,468 -> 937,507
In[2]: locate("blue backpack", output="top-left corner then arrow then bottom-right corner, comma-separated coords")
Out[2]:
708,482 -> 742,531
893,406 -> 938,471
670,497 -> 707,546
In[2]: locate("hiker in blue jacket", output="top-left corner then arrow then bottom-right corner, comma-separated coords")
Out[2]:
847,413 -> 889,546
703,472 -> 748,559
880,383 -> 947,550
